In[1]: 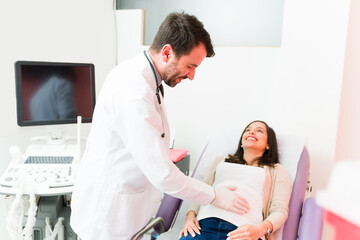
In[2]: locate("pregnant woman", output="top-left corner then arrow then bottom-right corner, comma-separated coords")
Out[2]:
179,120 -> 292,240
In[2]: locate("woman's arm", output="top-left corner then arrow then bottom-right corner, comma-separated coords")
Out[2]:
265,165 -> 292,233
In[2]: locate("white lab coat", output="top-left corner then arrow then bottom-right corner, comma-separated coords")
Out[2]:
70,52 -> 215,240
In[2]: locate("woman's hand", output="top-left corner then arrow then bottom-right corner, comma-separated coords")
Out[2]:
226,222 -> 268,240
179,210 -> 201,238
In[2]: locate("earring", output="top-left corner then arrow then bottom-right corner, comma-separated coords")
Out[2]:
266,147 -> 269,150
241,145 -> 243,148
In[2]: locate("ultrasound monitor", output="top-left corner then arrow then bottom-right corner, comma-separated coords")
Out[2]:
15,61 -> 96,127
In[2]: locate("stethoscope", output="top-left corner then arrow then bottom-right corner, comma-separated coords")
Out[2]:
144,50 -> 165,138
144,50 -> 162,105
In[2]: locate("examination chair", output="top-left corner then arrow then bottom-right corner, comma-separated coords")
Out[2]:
131,129 -> 310,240
297,197 -> 324,240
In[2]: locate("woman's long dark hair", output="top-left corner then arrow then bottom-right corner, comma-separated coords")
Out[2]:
225,120 -> 279,167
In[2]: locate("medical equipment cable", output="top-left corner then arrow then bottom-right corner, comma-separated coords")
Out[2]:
22,193 -> 37,240
44,217 -> 65,240
6,184 -> 37,240
6,191 -> 24,239
144,50 -> 166,138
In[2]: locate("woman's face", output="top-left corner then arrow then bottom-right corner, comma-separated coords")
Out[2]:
241,121 -> 269,152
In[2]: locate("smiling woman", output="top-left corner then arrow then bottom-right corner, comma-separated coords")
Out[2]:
226,120 -> 279,167
179,120 -> 291,240
242,122 -> 270,163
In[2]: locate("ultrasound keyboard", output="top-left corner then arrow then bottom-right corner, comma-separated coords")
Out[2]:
0,143 -> 81,195
25,156 -> 73,164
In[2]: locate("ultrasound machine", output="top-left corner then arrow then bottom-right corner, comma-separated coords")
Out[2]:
0,61 -> 96,240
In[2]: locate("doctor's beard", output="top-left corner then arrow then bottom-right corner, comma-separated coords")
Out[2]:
162,64 -> 187,87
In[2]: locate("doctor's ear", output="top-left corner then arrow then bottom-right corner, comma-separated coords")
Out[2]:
161,44 -> 173,62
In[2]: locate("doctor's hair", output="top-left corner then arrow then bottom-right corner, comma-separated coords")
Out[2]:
149,11 -> 215,58
225,120 -> 279,167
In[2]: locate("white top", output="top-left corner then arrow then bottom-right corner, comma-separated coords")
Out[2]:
197,162 -> 265,226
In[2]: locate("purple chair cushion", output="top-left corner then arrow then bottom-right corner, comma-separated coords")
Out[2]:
282,147 -> 310,240
298,197 -> 323,240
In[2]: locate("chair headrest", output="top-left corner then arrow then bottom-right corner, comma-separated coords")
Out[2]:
194,129 -> 307,183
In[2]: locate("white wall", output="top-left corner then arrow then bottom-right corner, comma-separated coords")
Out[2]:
0,0 -> 116,239
0,0 -> 351,239
156,0 -> 350,195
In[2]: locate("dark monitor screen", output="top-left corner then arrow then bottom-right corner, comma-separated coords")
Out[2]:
15,61 -> 96,126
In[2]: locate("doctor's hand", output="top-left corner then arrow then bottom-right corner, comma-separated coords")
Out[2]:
211,186 -> 250,215
179,210 -> 201,238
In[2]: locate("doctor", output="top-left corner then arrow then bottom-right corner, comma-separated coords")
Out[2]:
70,12 -> 249,240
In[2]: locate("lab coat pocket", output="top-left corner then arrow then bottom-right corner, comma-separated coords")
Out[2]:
107,190 -> 149,236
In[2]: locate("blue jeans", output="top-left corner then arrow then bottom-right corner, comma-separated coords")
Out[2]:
179,217 -> 237,240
